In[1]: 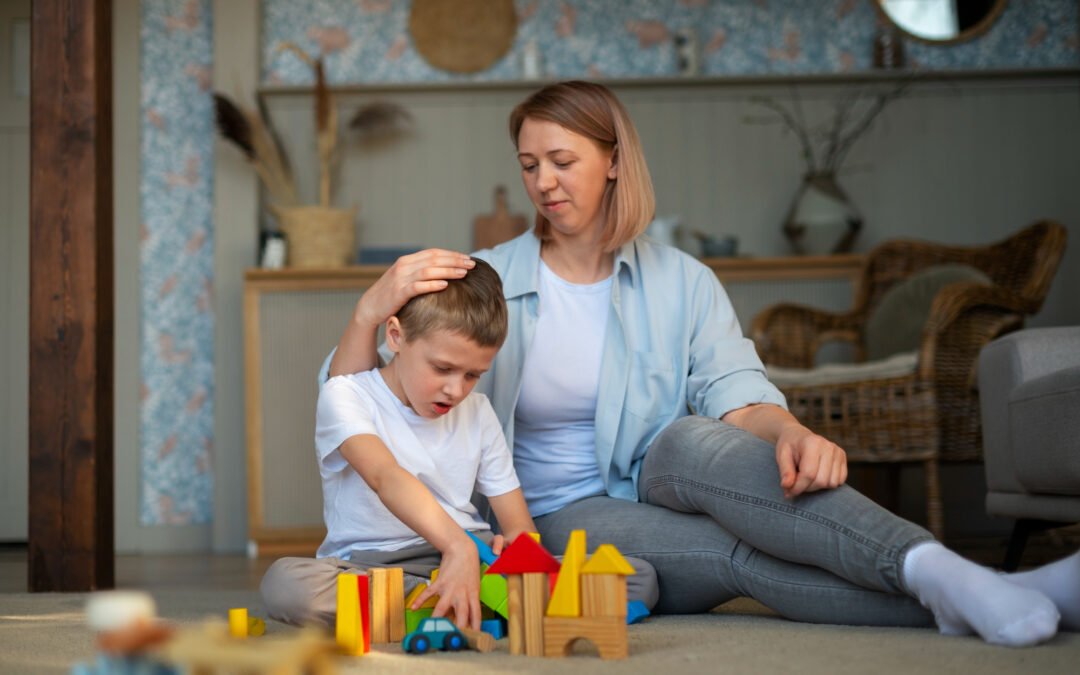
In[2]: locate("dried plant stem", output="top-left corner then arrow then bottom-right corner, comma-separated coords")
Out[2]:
750,95 -> 818,171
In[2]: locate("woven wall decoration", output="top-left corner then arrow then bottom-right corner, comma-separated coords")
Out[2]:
409,0 -> 517,74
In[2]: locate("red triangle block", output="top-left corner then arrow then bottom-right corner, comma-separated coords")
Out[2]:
485,532 -> 561,575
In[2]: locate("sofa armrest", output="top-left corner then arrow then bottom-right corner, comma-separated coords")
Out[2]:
979,327 -> 1080,494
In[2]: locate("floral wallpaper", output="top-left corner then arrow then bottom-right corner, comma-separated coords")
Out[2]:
262,0 -> 1079,84
139,0 -> 215,525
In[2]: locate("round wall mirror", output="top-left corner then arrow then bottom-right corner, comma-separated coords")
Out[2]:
876,0 -> 1008,44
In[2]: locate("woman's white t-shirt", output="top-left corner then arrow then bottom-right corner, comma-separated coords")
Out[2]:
513,258 -> 610,516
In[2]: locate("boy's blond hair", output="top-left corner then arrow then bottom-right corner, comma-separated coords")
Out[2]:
395,258 -> 508,348
509,80 -> 656,252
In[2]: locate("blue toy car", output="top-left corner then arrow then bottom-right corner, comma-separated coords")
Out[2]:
402,617 -> 467,654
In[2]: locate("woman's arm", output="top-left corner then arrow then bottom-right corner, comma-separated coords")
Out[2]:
721,403 -> 848,500
338,433 -> 483,630
328,249 -> 474,377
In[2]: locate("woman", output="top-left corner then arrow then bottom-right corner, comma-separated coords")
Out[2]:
312,81 -> 1077,646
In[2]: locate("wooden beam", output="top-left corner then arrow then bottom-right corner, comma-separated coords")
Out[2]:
28,0 -> 114,592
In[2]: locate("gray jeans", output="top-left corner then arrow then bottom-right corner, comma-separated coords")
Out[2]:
533,415 -> 937,626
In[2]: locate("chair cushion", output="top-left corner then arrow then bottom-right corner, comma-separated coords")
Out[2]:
767,350 -> 918,387
865,263 -> 992,361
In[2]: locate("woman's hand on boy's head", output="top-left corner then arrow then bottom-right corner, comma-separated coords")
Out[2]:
354,249 -> 475,327
411,537 -> 483,631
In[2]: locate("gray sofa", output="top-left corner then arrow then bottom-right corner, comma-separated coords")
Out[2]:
978,326 -> 1080,570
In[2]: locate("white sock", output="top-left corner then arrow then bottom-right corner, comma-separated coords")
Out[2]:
902,541 -> 1060,646
1006,550 -> 1080,631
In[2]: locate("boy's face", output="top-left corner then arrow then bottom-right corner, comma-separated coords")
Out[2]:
384,319 -> 499,419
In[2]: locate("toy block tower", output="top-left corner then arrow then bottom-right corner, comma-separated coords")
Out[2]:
543,543 -> 632,660
486,533 -> 561,656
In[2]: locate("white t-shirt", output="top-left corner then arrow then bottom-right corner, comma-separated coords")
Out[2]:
513,259 -> 609,516
315,369 -> 520,558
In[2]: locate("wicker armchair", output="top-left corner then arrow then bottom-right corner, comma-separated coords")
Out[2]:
750,221 -> 1067,539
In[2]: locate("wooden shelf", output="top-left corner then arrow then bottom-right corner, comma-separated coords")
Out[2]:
258,67 -> 1080,96
245,253 -> 865,286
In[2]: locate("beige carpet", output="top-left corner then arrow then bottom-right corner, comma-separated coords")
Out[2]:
2,590 -> 1079,674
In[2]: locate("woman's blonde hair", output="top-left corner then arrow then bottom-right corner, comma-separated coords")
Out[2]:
509,81 -> 655,252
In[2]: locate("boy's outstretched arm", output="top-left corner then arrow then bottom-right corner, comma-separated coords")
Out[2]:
487,488 -> 538,554
338,434 -> 483,630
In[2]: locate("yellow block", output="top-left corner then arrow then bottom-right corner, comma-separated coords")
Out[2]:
546,529 -> 586,617
247,616 -> 266,637
228,608 -> 247,638
581,544 -> 636,576
336,574 -> 363,656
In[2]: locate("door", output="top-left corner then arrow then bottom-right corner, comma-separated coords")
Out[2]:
0,0 -> 31,541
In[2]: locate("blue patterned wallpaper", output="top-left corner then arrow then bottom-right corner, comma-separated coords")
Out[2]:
262,0 -> 1079,84
139,0 -> 215,525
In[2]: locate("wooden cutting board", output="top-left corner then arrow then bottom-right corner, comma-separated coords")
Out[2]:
473,186 -> 528,250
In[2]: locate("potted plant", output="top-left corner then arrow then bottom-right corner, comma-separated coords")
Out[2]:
213,43 -> 411,268
747,80 -> 911,255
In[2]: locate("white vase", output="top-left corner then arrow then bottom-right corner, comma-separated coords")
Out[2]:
782,172 -> 862,255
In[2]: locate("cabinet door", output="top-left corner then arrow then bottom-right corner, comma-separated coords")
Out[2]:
244,274 -> 380,555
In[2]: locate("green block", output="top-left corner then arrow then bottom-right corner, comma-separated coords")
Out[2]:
405,607 -> 434,634
479,572 -> 509,619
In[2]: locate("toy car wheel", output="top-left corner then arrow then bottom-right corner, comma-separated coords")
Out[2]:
444,633 -> 465,651
408,635 -> 430,654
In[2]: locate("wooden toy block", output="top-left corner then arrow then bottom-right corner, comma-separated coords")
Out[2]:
158,621 -> 336,674
479,567 -> 509,619
336,574 -> 363,656
527,532 -> 540,543
546,529 -> 586,617
580,544 -> 636,576
369,567 -> 389,643
506,574 -> 524,655
228,608 -> 247,638
522,572 -> 549,657
581,574 -> 626,618
480,618 -> 505,640
459,626 -> 496,653
405,607 -> 433,633
542,616 -> 627,660
247,616 -> 266,636
404,582 -> 425,608
387,567 -> 405,641
486,533 -> 561,575
466,529 -> 498,566
625,600 -> 650,625
358,572 -> 371,653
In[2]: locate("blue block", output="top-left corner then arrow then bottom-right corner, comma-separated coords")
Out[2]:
466,530 -> 498,566
480,618 -> 505,640
626,600 -> 650,625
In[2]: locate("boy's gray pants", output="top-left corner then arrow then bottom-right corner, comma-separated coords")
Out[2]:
261,530 -> 659,628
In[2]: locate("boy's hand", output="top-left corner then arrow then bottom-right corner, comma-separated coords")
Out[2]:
410,538 -> 482,631
490,534 -> 506,556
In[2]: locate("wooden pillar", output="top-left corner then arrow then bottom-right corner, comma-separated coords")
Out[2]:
28,0 -> 114,592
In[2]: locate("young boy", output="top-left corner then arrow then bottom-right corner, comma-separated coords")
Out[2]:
261,260 -> 658,631
313,258 -> 532,630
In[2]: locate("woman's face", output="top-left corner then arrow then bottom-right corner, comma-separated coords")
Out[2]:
516,118 -> 616,245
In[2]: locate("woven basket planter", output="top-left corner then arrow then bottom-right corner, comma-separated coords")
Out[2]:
276,206 -> 356,269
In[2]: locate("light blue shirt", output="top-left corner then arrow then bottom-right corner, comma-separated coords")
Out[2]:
320,231 -> 787,504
